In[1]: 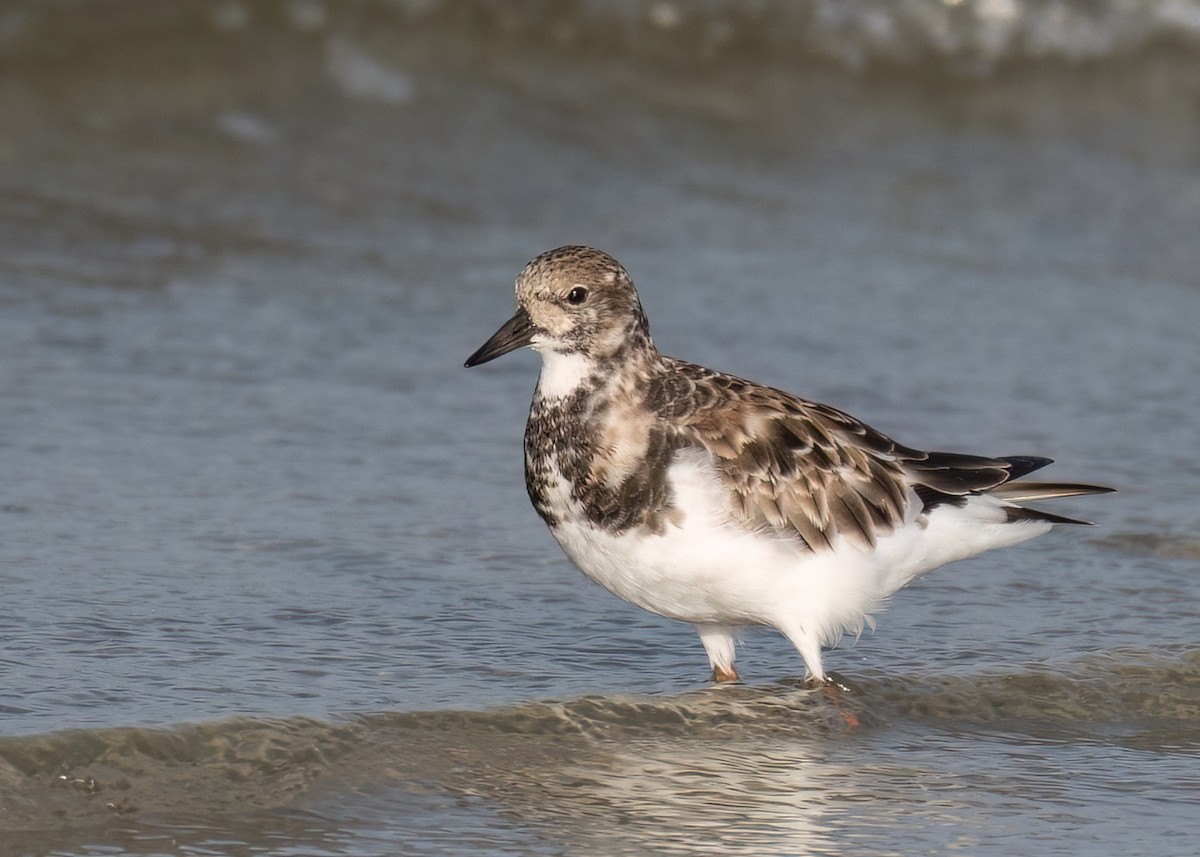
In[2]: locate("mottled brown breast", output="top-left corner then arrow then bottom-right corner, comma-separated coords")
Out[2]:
524,380 -> 680,535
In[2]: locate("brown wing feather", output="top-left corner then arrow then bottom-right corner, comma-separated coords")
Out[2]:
656,360 -> 915,551
651,359 -> 1111,552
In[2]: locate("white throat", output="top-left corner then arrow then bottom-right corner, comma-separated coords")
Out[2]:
535,349 -> 595,399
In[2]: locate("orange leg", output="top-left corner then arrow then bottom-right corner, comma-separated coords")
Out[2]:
812,678 -> 860,730
711,664 -> 741,683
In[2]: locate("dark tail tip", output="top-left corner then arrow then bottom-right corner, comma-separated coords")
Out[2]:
998,456 -> 1054,480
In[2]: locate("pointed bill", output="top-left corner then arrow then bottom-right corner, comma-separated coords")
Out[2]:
464,307 -> 535,367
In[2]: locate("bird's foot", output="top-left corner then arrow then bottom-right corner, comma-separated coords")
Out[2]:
711,664 -> 741,683
807,675 -> 860,730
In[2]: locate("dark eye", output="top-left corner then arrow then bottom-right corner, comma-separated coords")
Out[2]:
566,287 -> 588,305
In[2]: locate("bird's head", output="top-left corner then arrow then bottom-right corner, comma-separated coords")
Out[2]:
465,246 -> 651,368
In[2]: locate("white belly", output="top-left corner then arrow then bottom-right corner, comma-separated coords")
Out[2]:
545,448 -> 1050,648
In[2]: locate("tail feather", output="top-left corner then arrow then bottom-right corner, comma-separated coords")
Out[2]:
996,455 -> 1054,480
909,451 -> 1112,523
992,463 -> 1114,525
989,481 -> 1115,503
1004,505 -> 1097,526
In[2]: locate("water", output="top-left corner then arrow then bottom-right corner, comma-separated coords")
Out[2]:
1,0 -> 1199,853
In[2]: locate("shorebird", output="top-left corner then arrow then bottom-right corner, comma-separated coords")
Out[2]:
466,246 -> 1111,684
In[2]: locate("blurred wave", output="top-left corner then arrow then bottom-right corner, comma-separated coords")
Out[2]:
5,0 -> 1200,73
1099,532 -> 1200,561
2,648 -> 1195,834
5,0 -> 1200,297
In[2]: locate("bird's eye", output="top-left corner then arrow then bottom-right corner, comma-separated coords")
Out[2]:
566,287 -> 588,305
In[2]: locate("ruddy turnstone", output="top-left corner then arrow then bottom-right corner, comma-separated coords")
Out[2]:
465,246 -> 1112,685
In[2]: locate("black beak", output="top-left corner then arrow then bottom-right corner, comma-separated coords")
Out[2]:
464,307 -> 535,367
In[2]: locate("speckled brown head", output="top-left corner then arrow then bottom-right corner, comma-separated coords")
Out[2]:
465,246 -> 652,368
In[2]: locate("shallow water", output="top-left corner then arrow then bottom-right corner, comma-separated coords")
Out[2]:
1,1 -> 1199,854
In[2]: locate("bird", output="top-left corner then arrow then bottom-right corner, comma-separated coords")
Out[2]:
465,245 -> 1112,685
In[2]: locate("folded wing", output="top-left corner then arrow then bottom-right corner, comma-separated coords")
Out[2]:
657,360 -> 1112,552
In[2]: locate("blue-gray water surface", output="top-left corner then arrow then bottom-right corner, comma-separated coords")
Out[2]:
1,2 -> 1198,855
